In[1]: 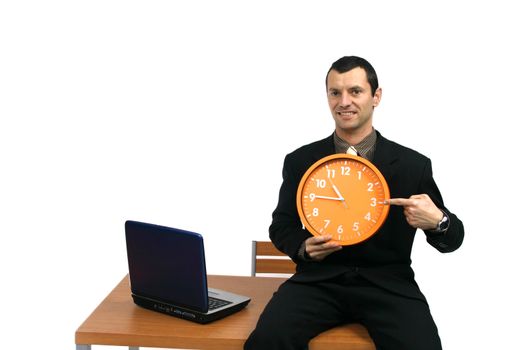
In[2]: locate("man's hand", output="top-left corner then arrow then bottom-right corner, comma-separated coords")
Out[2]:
305,235 -> 342,261
387,194 -> 443,230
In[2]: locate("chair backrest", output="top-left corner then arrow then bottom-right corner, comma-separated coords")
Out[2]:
251,241 -> 296,276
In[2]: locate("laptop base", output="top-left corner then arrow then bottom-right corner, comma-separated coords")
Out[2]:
132,294 -> 250,324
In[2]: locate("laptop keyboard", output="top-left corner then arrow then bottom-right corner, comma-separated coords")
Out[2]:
208,296 -> 232,310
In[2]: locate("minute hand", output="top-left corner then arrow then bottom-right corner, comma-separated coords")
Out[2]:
314,195 -> 345,201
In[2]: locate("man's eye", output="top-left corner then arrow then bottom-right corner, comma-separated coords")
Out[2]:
330,91 -> 340,97
351,90 -> 361,95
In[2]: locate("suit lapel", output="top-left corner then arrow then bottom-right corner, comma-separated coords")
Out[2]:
310,134 -> 336,162
371,131 -> 399,186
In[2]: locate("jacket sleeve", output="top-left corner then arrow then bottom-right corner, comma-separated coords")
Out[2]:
419,159 -> 465,253
269,154 -> 312,261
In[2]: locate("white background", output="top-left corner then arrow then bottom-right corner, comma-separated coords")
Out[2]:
1,1 -> 523,349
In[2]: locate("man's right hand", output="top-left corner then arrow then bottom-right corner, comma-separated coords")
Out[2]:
305,235 -> 342,261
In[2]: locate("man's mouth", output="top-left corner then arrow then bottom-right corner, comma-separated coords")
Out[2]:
337,110 -> 357,117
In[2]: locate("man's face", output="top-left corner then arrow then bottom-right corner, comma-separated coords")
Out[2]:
326,67 -> 381,137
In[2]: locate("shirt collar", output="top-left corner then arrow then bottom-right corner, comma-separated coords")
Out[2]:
333,128 -> 377,160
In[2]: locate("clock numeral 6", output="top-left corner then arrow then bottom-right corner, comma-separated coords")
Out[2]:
337,225 -> 344,234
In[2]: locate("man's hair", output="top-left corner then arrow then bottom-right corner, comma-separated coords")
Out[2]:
325,56 -> 379,95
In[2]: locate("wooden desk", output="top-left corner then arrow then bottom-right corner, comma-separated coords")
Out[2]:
76,275 -> 375,350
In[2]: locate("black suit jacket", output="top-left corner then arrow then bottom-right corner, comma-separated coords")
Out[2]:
269,131 -> 464,301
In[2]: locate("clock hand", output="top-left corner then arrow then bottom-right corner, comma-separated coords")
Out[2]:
326,177 -> 348,208
312,194 -> 345,201
331,184 -> 344,200
333,185 -> 348,209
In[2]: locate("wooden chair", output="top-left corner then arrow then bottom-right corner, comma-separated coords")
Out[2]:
251,240 -> 296,276
250,240 -> 376,350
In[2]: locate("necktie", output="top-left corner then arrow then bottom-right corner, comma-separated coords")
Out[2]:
346,146 -> 358,156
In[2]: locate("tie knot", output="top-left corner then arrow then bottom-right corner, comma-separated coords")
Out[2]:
346,146 -> 358,156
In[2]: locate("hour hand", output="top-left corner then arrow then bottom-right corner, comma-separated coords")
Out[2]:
331,184 -> 345,200
328,181 -> 348,208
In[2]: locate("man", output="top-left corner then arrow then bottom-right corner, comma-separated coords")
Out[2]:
244,56 -> 464,349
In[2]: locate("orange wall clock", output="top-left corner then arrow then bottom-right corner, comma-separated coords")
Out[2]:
296,154 -> 390,245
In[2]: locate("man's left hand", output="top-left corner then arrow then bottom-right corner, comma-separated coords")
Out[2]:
387,194 -> 443,230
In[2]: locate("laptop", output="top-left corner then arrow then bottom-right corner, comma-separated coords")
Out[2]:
125,220 -> 251,324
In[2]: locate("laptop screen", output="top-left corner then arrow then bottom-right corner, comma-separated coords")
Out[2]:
125,221 -> 209,312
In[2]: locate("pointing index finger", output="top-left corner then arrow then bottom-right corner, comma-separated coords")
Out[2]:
386,198 -> 411,206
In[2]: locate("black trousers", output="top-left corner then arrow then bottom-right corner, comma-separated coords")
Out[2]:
244,271 -> 441,350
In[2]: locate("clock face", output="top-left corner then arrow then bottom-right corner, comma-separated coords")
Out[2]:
296,154 -> 390,245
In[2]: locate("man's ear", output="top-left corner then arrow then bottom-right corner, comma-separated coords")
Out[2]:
373,87 -> 382,107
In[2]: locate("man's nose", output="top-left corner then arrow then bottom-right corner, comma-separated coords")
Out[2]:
340,91 -> 352,107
